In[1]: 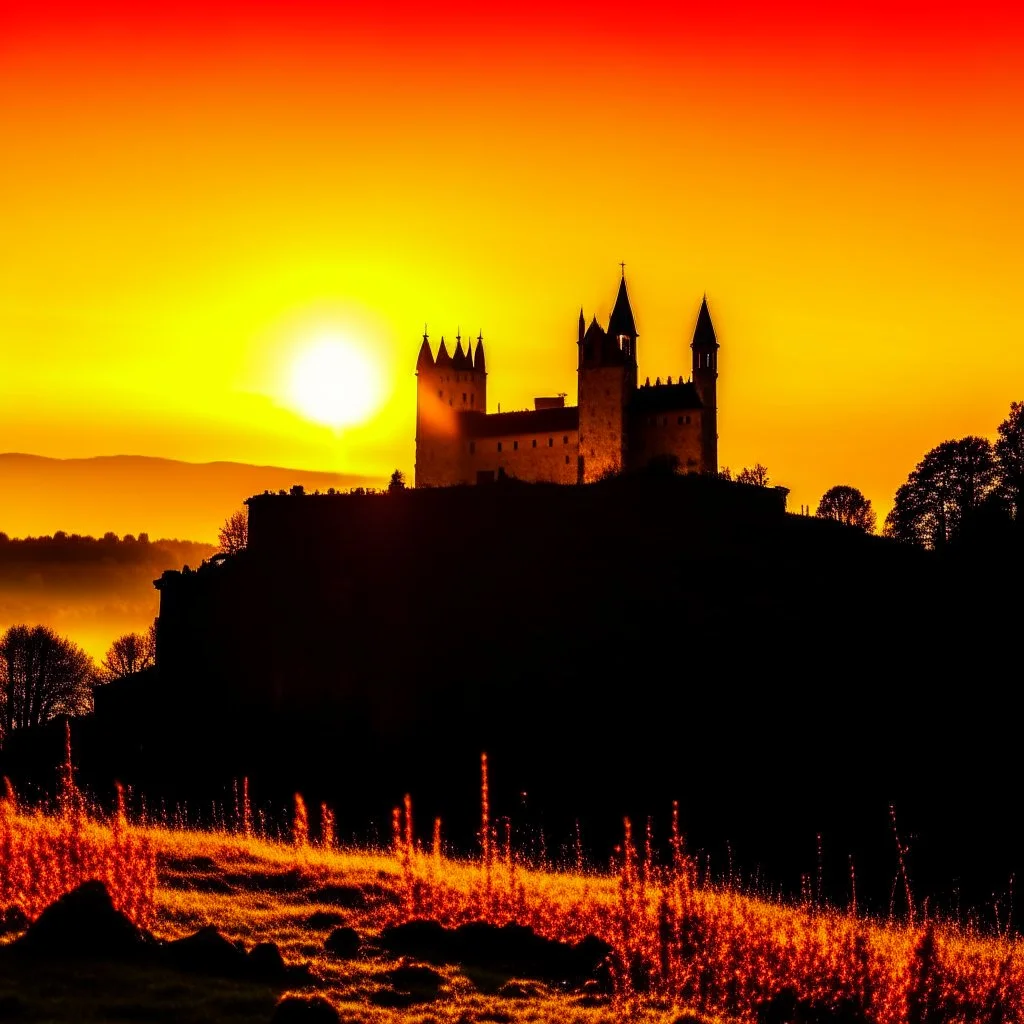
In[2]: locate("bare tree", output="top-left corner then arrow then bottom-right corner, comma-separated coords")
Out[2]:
0,624 -> 95,737
218,508 -> 248,554
737,463 -> 770,487
100,627 -> 156,681
816,485 -> 877,533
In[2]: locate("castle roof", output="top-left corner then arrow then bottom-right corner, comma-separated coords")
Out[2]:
462,406 -> 579,439
416,338 -> 434,368
435,338 -> 452,366
452,338 -> 472,370
583,316 -> 606,344
473,339 -> 486,372
631,381 -> 703,414
691,296 -> 718,349
607,276 -> 637,339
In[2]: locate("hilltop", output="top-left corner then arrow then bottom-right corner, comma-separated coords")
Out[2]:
0,454 -> 383,543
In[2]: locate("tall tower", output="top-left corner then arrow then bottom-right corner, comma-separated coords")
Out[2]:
415,332 -> 463,487
690,296 -> 719,474
577,273 -> 638,482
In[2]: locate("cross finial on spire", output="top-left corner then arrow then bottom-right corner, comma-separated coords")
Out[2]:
620,261 -> 626,278
477,329 -> 483,343
423,324 -> 429,342
456,326 -> 461,343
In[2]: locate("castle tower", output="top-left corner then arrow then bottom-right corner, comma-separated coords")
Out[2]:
690,296 -> 719,474
577,273 -> 638,482
415,332 -> 463,487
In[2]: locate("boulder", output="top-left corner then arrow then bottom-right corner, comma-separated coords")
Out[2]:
164,925 -> 248,976
379,918 -> 611,987
14,881 -> 150,958
248,941 -> 287,979
324,927 -> 360,958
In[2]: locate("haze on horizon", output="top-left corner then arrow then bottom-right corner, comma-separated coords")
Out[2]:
2,0 -> 1023,527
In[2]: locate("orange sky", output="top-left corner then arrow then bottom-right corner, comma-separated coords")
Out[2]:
2,0 -> 1023,525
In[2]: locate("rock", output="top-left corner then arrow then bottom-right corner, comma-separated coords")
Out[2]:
306,911 -> 345,929
324,927 -> 360,958
248,941 -> 287,978
380,918 -> 611,987
270,995 -> 340,1023
14,881 -> 150,958
379,919 -> 454,961
164,925 -> 248,976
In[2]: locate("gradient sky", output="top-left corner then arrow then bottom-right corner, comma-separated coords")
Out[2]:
2,0 -> 1023,524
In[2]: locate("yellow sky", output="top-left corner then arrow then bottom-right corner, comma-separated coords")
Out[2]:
2,3 -> 1023,526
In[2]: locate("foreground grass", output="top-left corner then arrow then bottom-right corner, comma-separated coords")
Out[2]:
3,793 -> 1022,1023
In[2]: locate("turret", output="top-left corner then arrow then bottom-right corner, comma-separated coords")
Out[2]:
690,296 -> 719,474
577,272 -> 636,482
473,333 -> 486,373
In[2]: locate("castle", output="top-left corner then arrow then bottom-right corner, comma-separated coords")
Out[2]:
415,272 -> 720,486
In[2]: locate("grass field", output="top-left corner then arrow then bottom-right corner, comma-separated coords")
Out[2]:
1,766 -> 1021,1023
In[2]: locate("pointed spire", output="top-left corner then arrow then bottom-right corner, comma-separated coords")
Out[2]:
691,295 -> 718,350
453,336 -> 471,370
607,274 -> 637,339
473,336 -> 486,372
578,307 -> 585,346
436,336 -> 452,365
417,333 -> 434,368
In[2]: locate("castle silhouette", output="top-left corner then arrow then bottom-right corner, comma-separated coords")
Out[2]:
415,272 -> 720,486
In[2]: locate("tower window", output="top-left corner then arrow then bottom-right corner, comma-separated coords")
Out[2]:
470,394 -> 475,406
677,416 -> 683,425
513,440 -> 518,450
532,439 -> 537,448
685,415 -> 691,424
462,393 -> 467,403
438,389 -> 443,399
548,437 -> 553,447
563,436 -> 568,444
497,442 -> 503,452
565,455 -> 570,464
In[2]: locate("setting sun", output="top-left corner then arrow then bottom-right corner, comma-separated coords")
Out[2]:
288,334 -> 383,429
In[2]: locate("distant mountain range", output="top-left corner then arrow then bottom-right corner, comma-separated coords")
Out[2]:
0,454 -> 383,542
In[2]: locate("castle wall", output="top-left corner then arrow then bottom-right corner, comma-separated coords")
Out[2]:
629,410 -> 704,473
577,366 -> 629,482
467,429 -> 579,484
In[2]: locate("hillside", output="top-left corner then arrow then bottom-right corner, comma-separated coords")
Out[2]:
0,454 -> 383,543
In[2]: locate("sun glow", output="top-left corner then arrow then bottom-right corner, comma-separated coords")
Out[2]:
288,334 -> 383,429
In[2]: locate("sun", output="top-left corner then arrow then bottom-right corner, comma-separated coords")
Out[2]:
288,333 -> 383,428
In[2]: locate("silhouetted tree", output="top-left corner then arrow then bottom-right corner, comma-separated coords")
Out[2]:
816,485 -> 876,533
218,508 -> 248,554
737,463 -> 770,487
996,400 -> 1024,524
100,625 -> 156,681
388,469 -> 407,492
0,624 -> 95,737
884,437 -> 999,548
